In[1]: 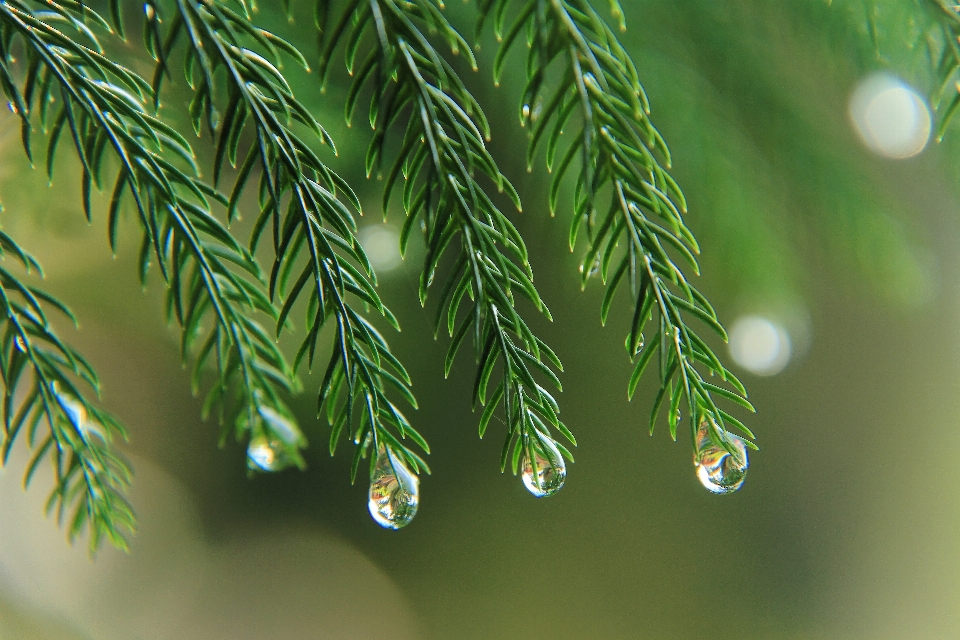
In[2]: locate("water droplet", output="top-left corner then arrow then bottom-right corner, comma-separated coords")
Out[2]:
694,422 -> 748,494
56,392 -> 86,431
368,444 -> 419,529
246,434 -> 284,472
245,404 -> 303,473
579,258 -> 600,278
7,102 -> 17,115
521,434 -> 566,497
257,405 -> 300,446
14,336 -> 25,352
51,385 -> 104,440
522,104 -> 530,119
143,3 -> 155,20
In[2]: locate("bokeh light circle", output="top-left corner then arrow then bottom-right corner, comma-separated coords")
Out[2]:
357,224 -> 403,273
728,315 -> 792,376
849,73 -> 931,159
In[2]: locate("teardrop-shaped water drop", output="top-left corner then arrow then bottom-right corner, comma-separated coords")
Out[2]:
246,434 -> 286,472
143,3 -> 155,20
368,444 -> 419,530
521,435 -> 566,497
694,422 -> 748,494
55,392 -> 86,431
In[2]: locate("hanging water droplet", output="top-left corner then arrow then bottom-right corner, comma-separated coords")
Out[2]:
56,392 -> 86,431
521,434 -> 566,497
246,433 -> 286,472
579,258 -> 600,278
7,102 -> 17,115
694,422 -> 748,494
245,403 -> 302,473
368,444 -> 419,530
257,405 -> 300,446
14,336 -> 25,352
143,3 -> 155,20
51,384 -> 103,440
522,104 -> 531,120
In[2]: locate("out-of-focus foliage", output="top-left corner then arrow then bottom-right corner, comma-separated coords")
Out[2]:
0,230 -> 133,552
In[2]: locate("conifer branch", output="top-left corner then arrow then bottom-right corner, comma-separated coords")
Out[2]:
317,0 -> 576,473
142,0 -> 427,480
0,229 -> 134,552
924,0 -> 960,140
479,0 -> 756,453
0,2 -> 304,484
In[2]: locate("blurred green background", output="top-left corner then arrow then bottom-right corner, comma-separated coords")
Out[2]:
1,1 -> 959,638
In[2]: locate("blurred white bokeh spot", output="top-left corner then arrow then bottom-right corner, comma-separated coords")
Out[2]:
729,315 -> 792,376
358,224 -> 403,273
849,72 -> 930,159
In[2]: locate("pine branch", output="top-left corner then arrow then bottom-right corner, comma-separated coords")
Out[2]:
0,2 -> 305,477
139,0 -> 428,480
480,0 -> 756,454
923,0 -> 960,140
318,0 -> 575,479
0,229 -> 134,553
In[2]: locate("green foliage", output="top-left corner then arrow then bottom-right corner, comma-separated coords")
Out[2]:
478,0 -> 755,451
0,0 -> 305,545
142,0 -> 427,481
924,1 -> 960,138
10,0 -> 947,546
0,230 -> 133,552
317,0 -> 573,476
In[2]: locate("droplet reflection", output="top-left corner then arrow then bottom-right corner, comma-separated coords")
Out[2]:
521,435 -> 566,498
368,444 -> 419,530
694,422 -> 748,495
246,435 -> 287,473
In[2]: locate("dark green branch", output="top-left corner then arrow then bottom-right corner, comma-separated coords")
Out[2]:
0,1 -> 303,477
481,0 -> 755,454
145,0 -> 427,478
319,0 -> 575,475
0,229 -> 134,552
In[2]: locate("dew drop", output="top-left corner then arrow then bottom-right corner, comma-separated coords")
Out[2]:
368,444 -> 419,530
56,392 -> 86,432
257,405 -> 300,446
521,434 -> 566,498
144,3 -> 155,20
246,434 -> 285,472
579,258 -> 600,278
14,336 -> 25,352
521,104 -> 530,119
245,404 -> 302,473
52,385 -> 103,440
694,422 -> 748,494
7,102 -> 16,115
